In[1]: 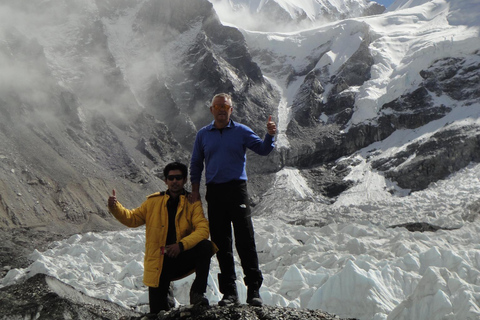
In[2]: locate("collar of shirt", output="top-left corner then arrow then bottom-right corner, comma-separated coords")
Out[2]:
165,189 -> 186,196
165,189 -> 186,202
207,119 -> 236,131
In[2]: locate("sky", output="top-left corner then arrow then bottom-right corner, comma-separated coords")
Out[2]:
1,0 -> 480,319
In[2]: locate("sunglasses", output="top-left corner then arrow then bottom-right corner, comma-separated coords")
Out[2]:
212,104 -> 231,110
166,174 -> 184,181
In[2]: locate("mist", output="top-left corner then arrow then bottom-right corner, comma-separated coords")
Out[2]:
0,0 -> 177,125
0,0 -> 203,229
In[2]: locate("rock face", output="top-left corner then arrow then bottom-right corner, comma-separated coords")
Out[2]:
284,26 -> 386,169
284,47 -> 480,193
372,54 -> 480,191
0,0 -> 279,231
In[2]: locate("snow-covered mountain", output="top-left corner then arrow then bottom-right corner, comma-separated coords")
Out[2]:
1,0 -> 480,319
240,0 -> 480,223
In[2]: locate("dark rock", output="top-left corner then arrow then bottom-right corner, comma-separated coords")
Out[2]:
303,163 -> 355,198
334,31 -> 374,89
291,71 -> 325,127
388,222 -> 459,232
364,2 -> 385,16
289,29 -> 374,132
421,54 -> 480,102
380,86 -> 451,129
324,91 -> 355,127
0,273 -> 141,320
372,126 -> 480,191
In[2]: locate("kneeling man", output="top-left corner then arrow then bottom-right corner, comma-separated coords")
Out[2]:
108,162 -> 216,314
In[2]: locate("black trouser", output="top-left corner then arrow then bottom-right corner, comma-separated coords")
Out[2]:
149,239 -> 213,313
206,180 -> 263,294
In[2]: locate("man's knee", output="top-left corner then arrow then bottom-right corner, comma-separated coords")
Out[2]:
196,239 -> 214,256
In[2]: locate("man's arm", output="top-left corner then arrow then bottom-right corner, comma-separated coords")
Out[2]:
107,189 -> 146,228
189,182 -> 201,203
244,116 -> 276,155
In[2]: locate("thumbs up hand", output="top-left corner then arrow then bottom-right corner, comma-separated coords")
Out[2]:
108,189 -> 117,208
267,115 -> 276,136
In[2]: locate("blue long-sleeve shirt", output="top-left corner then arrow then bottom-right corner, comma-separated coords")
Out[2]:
190,120 -> 275,185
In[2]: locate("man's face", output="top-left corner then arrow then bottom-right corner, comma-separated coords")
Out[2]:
210,96 -> 233,123
165,169 -> 186,194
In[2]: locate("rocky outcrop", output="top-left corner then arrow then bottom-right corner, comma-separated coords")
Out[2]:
388,222 -> 459,232
372,125 -> 480,192
184,5 -> 279,135
379,87 -> 451,129
302,162 -> 355,199
286,27 -> 378,164
421,54 -> 480,102
0,273 -> 141,320
146,304 -> 355,320
0,273 -> 353,320
372,53 -> 480,191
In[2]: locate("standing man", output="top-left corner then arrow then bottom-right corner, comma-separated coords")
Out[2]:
190,93 -> 276,306
108,162 -> 216,314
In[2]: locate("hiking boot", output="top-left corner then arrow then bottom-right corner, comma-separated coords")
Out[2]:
218,293 -> 239,306
217,274 -> 239,306
190,292 -> 209,307
246,287 -> 263,306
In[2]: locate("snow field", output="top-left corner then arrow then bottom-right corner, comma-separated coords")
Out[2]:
3,208 -> 480,319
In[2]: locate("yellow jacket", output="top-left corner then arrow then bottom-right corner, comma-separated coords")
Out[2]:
108,191 -> 212,287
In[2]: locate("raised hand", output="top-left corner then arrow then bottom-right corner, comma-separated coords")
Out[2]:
267,115 -> 276,136
108,189 -> 117,207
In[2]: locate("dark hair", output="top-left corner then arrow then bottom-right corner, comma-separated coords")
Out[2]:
163,162 -> 188,180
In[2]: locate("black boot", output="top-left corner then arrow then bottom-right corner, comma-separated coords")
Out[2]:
218,274 -> 239,306
190,291 -> 209,307
218,291 -> 239,306
246,284 -> 263,306
149,284 -> 173,314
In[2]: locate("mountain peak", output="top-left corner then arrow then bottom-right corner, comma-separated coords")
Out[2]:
209,0 -> 385,31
